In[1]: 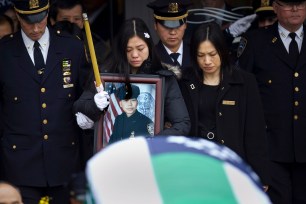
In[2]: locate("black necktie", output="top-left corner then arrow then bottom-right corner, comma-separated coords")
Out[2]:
33,41 -> 45,75
289,32 -> 299,67
170,53 -> 180,66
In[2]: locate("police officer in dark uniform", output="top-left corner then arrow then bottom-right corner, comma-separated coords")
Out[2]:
109,84 -> 154,144
238,0 -> 306,203
147,0 -> 191,72
0,0 -> 89,203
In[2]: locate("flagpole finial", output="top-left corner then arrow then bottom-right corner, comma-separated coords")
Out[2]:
82,13 -> 88,21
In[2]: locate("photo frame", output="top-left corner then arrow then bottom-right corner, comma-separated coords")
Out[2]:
94,73 -> 164,152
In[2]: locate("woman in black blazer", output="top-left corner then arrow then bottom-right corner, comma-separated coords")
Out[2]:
179,22 -> 270,190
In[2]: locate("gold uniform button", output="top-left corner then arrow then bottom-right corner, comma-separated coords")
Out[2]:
218,112 -> 222,116
12,145 -> 16,149
44,135 -> 48,140
294,72 -> 299,77
14,97 -> 18,101
43,119 -> 48,124
268,80 -> 272,84
295,87 -> 299,92
294,115 -> 298,120
295,101 -> 299,106
72,142 -> 75,145
41,88 -> 46,93
42,103 -> 47,108
68,94 -> 72,98
221,140 -> 225,144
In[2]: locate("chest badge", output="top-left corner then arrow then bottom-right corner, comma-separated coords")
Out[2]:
62,59 -> 74,88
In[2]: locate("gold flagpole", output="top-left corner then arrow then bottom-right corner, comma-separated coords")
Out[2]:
82,13 -> 103,88
82,13 -> 104,152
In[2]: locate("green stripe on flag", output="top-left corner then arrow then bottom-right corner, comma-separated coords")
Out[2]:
151,153 -> 238,204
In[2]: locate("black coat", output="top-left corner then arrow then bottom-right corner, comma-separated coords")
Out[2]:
239,23 -> 306,163
157,70 -> 191,136
179,68 -> 270,184
155,40 -> 191,70
0,27 -> 88,186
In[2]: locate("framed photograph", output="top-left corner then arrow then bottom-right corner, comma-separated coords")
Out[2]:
94,73 -> 164,152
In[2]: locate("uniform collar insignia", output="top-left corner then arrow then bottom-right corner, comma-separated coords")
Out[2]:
272,37 -> 277,43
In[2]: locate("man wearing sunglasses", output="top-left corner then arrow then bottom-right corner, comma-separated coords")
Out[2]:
238,0 -> 306,203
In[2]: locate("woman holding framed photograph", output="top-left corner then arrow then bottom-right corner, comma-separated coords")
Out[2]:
74,17 -> 190,143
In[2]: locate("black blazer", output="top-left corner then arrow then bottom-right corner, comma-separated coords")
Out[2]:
239,23 -> 306,163
0,27 -> 88,186
179,68 -> 270,184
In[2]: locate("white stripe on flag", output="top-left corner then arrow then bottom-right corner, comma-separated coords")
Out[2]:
103,93 -> 122,143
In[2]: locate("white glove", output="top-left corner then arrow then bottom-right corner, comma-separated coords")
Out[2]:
94,91 -> 110,111
228,14 -> 257,37
75,112 -> 94,129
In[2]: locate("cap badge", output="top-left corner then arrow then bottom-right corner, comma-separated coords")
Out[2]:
168,3 -> 179,13
261,0 -> 269,7
29,0 -> 39,9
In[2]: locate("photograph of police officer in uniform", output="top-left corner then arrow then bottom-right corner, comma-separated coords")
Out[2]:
107,83 -> 155,144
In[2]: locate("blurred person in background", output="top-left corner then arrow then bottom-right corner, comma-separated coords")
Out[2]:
80,0 -> 124,45
0,181 -> 23,204
49,0 -> 111,67
0,14 -> 13,38
0,0 -> 19,32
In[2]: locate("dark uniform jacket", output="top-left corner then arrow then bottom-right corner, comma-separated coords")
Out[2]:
179,68 -> 270,184
155,40 -> 191,70
0,27 -> 87,187
109,110 -> 153,144
239,23 -> 306,163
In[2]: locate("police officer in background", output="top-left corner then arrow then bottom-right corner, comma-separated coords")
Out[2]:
225,0 -> 277,63
0,0 -> 91,203
238,0 -> 306,203
252,0 -> 277,28
147,0 -> 191,73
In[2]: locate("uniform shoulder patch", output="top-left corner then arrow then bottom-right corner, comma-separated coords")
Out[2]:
237,37 -> 247,58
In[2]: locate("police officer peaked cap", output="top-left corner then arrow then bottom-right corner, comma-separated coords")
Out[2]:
13,0 -> 49,24
147,0 -> 191,28
116,84 -> 140,101
255,0 -> 275,18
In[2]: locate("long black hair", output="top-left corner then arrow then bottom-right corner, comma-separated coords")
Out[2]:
189,22 -> 231,82
104,17 -> 163,98
108,17 -> 163,78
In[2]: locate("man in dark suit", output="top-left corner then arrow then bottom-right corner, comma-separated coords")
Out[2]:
147,0 -> 191,73
0,0 -> 89,203
238,0 -> 306,203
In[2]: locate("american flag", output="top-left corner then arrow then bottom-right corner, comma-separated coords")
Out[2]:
103,83 -> 123,145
